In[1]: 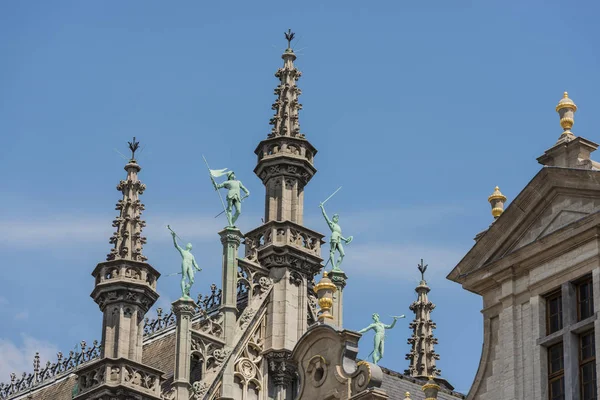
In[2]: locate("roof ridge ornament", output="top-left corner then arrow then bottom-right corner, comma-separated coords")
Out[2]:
555,91 -> 577,143
128,136 -> 140,162
417,259 -> 428,283
488,186 -> 507,219
285,29 -> 295,51
405,259 -> 441,379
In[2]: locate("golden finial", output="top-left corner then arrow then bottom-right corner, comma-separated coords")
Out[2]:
404,392 -> 411,399
488,186 -> 507,219
556,91 -> 577,132
313,271 -> 337,322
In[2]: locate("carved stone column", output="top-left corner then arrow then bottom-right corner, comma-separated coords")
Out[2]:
172,298 -> 196,400
219,227 -> 242,400
219,227 -> 242,346
329,269 -> 348,327
266,350 -> 297,400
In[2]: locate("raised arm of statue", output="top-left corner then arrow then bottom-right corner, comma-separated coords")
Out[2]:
384,319 -> 398,330
384,315 -> 405,329
319,204 -> 332,228
171,231 -> 184,255
358,323 -> 375,334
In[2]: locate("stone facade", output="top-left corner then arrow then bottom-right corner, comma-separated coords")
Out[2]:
448,93 -> 600,399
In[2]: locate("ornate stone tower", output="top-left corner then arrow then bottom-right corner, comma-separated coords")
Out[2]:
75,138 -> 163,399
245,30 -> 324,398
405,260 -> 441,380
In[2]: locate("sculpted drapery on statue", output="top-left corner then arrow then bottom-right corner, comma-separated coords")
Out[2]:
168,225 -> 202,299
358,313 -> 405,365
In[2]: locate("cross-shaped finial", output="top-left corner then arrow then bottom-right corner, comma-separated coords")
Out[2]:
128,137 -> 140,161
417,259 -> 428,281
285,29 -> 295,49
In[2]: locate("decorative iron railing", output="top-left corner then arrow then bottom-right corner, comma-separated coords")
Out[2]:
143,283 -> 222,337
0,340 -> 101,400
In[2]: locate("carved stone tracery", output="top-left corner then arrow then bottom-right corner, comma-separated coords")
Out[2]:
232,318 -> 266,397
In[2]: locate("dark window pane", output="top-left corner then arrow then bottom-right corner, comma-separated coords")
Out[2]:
578,279 -> 594,321
549,343 -> 564,374
581,332 -> 596,361
547,294 -> 563,334
581,362 -> 597,400
550,377 -> 565,400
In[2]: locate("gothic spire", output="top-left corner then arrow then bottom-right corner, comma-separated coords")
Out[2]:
106,137 -> 147,262
268,29 -> 304,139
405,259 -> 441,379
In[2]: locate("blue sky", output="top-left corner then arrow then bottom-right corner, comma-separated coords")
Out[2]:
1,0 -> 600,394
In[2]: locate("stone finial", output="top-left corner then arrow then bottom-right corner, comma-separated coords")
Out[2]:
405,260 -> 441,379
313,271 -> 337,322
268,30 -> 304,139
487,186 -> 507,219
556,91 -> 577,134
106,138 -> 148,262
422,376 -> 440,399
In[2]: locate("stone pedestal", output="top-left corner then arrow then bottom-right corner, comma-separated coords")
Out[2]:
329,269 -> 348,327
219,227 -> 242,400
219,227 -> 242,345
172,297 -> 196,400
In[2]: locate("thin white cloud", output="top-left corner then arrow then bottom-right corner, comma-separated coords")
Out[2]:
14,311 -> 29,321
341,243 -> 466,284
0,335 -> 59,382
304,204 -> 466,234
0,203 -> 465,249
0,214 -> 256,248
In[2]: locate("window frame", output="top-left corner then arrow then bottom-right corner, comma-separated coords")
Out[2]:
546,289 -> 564,335
579,330 -> 597,400
548,341 -> 565,400
576,276 -> 594,322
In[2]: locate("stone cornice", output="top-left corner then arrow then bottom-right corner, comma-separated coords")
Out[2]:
459,216 -> 600,294
448,167 -> 600,283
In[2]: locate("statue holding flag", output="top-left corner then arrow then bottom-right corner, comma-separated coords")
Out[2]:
205,161 -> 250,227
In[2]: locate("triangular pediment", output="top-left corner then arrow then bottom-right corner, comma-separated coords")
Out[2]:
511,198 -> 597,251
448,167 -> 600,283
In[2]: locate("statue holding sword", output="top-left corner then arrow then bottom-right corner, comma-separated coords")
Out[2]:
167,225 -> 202,299
319,187 -> 353,271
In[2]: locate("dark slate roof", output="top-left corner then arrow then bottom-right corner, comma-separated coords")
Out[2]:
380,367 -> 466,400
18,328 -> 467,400
12,374 -> 76,400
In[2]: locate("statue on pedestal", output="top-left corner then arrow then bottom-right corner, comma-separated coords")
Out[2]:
213,170 -> 250,227
168,225 -> 202,299
203,156 -> 250,228
358,313 -> 405,365
319,187 -> 352,271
